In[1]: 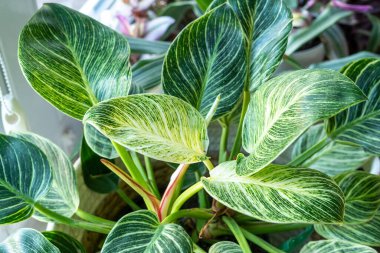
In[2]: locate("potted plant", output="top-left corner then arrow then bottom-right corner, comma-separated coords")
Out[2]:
0,1 -> 379,252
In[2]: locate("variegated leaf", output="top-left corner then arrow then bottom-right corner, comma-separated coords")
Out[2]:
321,25 -> 349,59
309,52 -> 380,70
335,171 -> 380,224
42,231 -> 85,253
0,134 -> 52,224
238,69 -> 365,176
315,210 -> 380,246
83,124 -> 117,159
209,241 -> 242,253
202,161 -> 344,224
208,0 -> 292,92
84,94 -> 209,164
162,3 -> 246,119
300,240 -> 376,253
0,229 -> 59,253
11,132 -> 79,221
101,210 -> 192,253
292,124 -> 371,176
327,58 -> 380,155
18,3 -> 131,120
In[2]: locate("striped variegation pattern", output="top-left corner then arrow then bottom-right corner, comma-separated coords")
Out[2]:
84,94 -> 209,164
0,134 -> 52,224
300,240 -> 376,253
292,124 -> 371,176
162,3 -> 246,119
315,210 -> 380,246
208,0 -> 292,92
0,229 -> 59,253
83,124 -> 117,159
209,241 -> 242,253
102,210 -> 192,253
42,231 -> 85,253
335,171 -> 380,224
11,132 -> 79,221
327,58 -> 380,155
18,3 -> 131,120
202,161 -> 344,223
238,69 -> 365,176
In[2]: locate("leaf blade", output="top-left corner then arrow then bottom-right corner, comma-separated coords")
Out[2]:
300,240 -> 376,253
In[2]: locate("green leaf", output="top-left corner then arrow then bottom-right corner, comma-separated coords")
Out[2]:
209,241 -> 242,253
327,58 -> 380,155
0,134 -> 52,224
83,124 -> 117,159
11,132 -> 79,221
287,6 -> 352,55
127,36 -> 170,55
132,55 -> 164,91
162,3 -> 246,119
291,124 -> 371,176
300,240 -> 376,253
309,52 -> 380,70
80,136 -> 119,194
208,0 -> 292,92
321,25 -> 348,59
315,210 -> 380,246
84,94 -> 209,164
238,69 -> 365,176
42,231 -> 85,253
280,226 -> 314,252
18,3 -> 131,120
335,171 -> 380,224
367,14 -> 380,52
202,161 -> 344,224
101,210 -> 192,253
195,0 -> 212,12
0,229 -> 59,253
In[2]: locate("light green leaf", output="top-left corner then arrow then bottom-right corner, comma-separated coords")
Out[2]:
202,161 -> 344,224
309,52 -> 380,70
0,229 -> 59,253
162,3 -> 246,119
315,210 -> 380,246
238,69 -> 365,176
209,241 -> 242,253
11,132 -> 79,221
287,6 -> 352,55
321,25 -> 349,59
42,231 -> 85,253
208,0 -> 292,92
367,14 -> 380,52
18,3 -> 131,120
335,171 -> 380,224
101,210 -> 192,253
0,134 -> 52,224
291,124 -> 371,176
300,240 -> 376,253
84,94 -> 209,164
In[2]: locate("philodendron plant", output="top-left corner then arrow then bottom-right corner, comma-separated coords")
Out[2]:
1,1 -> 380,253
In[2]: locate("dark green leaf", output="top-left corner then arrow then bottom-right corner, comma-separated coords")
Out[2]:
42,231 -> 85,253
300,240 -> 376,253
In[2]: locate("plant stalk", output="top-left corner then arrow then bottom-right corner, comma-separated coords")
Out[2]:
162,208 -> 214,224
222,216 -> 252,253
219,123 -> 229,164
130,151 -> 148,182
75,208 -> 115,226
241,222 -> 309,235
241,228 -> 285,253
144,156 -> 160,198
115,188 -> 141,211
203,159 -> 215,171
170,181 -> 203,214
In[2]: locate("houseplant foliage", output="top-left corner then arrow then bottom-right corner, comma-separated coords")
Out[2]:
1,1 -> 379,252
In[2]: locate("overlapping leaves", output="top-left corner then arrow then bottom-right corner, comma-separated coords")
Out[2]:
300,240 -> 376,253
209,241 -> 242,253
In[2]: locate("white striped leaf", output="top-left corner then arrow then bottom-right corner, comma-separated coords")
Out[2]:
300,240 -> 376,253
334,171 -> 380,224
0,229 -> 59,253
202,161 -> 344,224
84,94 -> 209,164
209,241 -> 242,253
83,124 -> 117,159
208,0 -> 292,92
101,210 -> 192,253
42,231 -> 85,253
292,124 -> 371,176
327,58 -> 380,155
315,210 -> 380,247
162,3 -> 246,119
238,69 -> 365,176
11,132 -> 79,221
0,134 -> 52,224
18,3 -> 132,120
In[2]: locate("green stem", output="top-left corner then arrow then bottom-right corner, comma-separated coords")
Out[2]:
115,188 -> 141,211
241,222 -> 309,235
241,228 -> 285,253
193,243 -> 206,253
170,181 -> 203,214
112,141 -> 151,191
203,159 -> 215,171
219,123 -> 229,164
288,136 -> 331,167
145,156 -> 160,198
222,216 -> 251,253
283,55 -> 303,70
194,171 -> 208,208
75,209 -> 115,226
230,89 -> 250,160
34,203 -> 113,234
162,208 -> 213,224
130,151 -> 148,182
